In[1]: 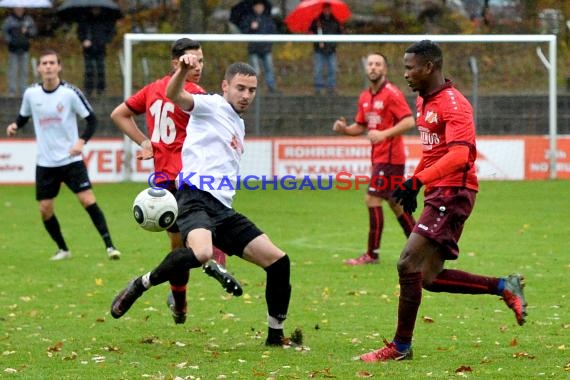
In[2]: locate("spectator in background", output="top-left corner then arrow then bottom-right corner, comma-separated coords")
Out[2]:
77,7 -> 116,96
2,7 -> 37,97
309,3 -> 344,95
239,0 -> 279,94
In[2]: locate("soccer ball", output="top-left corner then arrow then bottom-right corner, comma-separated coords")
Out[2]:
132,188 -> 178,232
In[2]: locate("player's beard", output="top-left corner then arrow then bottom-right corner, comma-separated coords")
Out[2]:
368,73 -> 385,86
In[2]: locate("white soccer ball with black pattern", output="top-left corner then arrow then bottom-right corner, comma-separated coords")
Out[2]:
132,188 -> 178,232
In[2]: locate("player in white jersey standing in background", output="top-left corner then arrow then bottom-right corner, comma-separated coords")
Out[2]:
5,48 -> 121,261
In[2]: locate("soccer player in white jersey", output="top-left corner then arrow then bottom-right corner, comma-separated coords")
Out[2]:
5,49 -> 121,261
111,58 -> 299,348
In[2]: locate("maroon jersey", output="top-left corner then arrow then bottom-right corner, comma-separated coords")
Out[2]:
414,81 -> 478,191
126,76 -> 206,182
355,81 -> 412,165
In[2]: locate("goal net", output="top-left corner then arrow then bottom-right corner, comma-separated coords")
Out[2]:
121,33 -> 560,181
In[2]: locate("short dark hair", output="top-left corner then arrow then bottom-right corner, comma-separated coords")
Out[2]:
224,62 -> 257,82
39,49 -> 60,64
405,40 -> 443,70
171,38 -> 201,59
368,52 -> 388,67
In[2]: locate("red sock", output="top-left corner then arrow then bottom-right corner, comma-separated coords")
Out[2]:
425,269 -> 500,294
397,213 -> 416,237
394,272 -> 422,346
367,206 -> 384,257
169,271 -> 189,312
213,246 -> 226,266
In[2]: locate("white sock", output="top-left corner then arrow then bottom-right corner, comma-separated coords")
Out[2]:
268,315 -> 284,330
141,272 -> 152,289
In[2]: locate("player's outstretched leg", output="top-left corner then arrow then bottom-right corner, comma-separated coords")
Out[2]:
203,260 -> 243,296
110,278 -> 145,318
501,273 -> 527,326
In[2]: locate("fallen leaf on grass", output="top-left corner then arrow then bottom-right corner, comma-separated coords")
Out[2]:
455,365 -> 473,373
423,316 -> 435,323
62,352 -> 77,361
4,368 -> 17,374
308,368 -> 336,378
47,341 -> 64,352
509,338 -> 518,346
356,370 -> 373,378
141,336 -> 161,344
512,352 -> 535,359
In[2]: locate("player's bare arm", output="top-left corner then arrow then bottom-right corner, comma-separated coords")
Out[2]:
369,115 -> 415,144
110,103 -> 153,160
166,54 -> 198,111
333,116 -> 367,136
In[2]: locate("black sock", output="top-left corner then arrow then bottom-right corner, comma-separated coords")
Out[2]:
265,255 -> 291,323
85,203 -> 113,248
43,215 -> 68,251
149,248 -> 202,286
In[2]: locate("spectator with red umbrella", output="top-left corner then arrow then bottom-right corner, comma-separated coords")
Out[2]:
285,0 -> 350,94
309,2 -> 345,95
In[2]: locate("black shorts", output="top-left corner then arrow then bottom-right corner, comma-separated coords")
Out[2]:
36,161 -> 92,201
175,188 -> 263,257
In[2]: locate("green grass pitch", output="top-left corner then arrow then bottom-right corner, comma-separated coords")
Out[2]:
1,181 -> 569,379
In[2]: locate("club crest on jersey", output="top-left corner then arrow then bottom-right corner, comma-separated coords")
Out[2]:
230,135 -> 243,154
424,110 -> 438,124
373,100 -> 384,110
57,102 -> 64,113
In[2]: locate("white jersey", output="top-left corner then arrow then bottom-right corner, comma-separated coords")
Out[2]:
19,81 -> 93,167
179,94 -> 245,208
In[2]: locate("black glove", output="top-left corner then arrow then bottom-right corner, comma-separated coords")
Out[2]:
393,177 -> 423,214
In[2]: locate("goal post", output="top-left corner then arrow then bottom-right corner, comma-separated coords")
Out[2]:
121,33 -> 558,180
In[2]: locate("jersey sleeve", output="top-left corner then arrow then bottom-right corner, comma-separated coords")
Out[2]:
389,89 -> 413,122
72,89 -> 92,119
354,93 -> 366,124
192,94 -> 220,116
125,86 -> 148,114
442,98 -> 476,147
19,90 -> 31,117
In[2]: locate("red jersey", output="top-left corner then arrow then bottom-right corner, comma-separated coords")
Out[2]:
414,81 -> 478,191
125,75 -> 206,182
355,81 -> 412,164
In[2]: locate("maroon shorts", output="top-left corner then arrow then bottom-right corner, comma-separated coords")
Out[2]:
413,187 -> 477,260
367,163 -> 405,199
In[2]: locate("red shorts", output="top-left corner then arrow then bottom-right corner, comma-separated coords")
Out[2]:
413,187 -> 477,260
367,163 -> 405,199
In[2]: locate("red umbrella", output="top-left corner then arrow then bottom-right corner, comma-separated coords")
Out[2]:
284,0 -> 351,34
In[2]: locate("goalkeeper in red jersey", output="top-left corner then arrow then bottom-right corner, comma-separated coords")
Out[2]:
359,40 -> 527,362
111,38 -> 241,325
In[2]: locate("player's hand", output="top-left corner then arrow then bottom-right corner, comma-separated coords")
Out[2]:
332,117 -> 347,133
179,53 -> 199,71
69,139 -> 85,157
137,139 -> 154,160
393,177 -> 423,214
6,123 -> 18,137
368,129 -> 387,144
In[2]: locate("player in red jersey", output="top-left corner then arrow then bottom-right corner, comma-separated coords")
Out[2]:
111,39 -> 241,324
359,40 -> 527,362
333,52 -> 416,265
